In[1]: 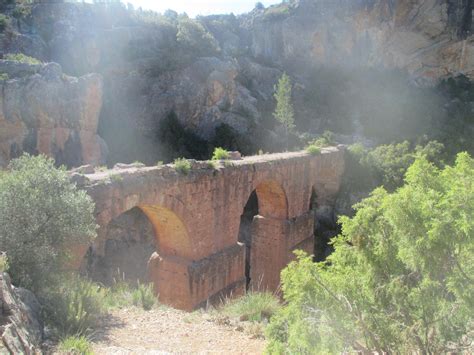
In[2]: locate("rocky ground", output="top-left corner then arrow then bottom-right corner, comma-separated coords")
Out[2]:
90,306 -> 266,354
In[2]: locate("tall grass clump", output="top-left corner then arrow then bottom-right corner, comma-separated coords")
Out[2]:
221,291 -> 280,322
42,276 -> 106,337
58,335 -> 93,355
132,283 -> 156,311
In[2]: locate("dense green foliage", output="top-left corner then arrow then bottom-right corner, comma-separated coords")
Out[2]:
0,154 -> 96,292
305,144 -> 321,156
177,17 -> 220,57
267,153 -> 474,353
348,140 -> 445,191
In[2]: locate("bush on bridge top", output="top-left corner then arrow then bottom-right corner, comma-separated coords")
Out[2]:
212,147 -> 231,161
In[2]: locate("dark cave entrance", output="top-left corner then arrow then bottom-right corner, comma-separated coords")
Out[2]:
93,207 -> 157,285
238,190 -> 259,290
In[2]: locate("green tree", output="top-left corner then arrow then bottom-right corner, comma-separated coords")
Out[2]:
0,154 -> 96,292
267,152 -> 474,354
176,17 -> 220,56
273,73 -> 295,150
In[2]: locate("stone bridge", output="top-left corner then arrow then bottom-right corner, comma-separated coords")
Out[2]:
73,147 -> 345,311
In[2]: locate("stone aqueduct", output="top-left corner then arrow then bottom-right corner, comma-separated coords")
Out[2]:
73,147 -> 345,311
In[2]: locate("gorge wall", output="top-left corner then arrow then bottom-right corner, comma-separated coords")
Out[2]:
0,0 -> 473,168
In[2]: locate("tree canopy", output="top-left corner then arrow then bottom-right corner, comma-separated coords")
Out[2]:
0,154 -> 96,292
267,152 -> 474,354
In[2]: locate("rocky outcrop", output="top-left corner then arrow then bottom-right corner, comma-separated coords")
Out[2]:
0,61 -> 106,168
244,0 -> 474,83
0,273 -> 43,354
0,0 -> 473,167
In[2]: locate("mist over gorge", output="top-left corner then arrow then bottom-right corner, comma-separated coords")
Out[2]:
0,0 -> 473,167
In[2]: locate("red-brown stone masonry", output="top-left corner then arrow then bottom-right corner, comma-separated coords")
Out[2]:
75,147 -> 345,310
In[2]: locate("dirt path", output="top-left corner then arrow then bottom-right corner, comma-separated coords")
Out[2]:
92,306 -> 266,354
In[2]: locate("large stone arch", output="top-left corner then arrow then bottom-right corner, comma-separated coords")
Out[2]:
140,204 -> 193,260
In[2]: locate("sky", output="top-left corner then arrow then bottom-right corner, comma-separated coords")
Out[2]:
126,0 -> 281,17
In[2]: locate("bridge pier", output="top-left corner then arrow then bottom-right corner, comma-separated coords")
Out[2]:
250,211 -> 315,291
147,243 -> 246,311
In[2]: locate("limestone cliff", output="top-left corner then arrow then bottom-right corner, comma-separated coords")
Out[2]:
0,0 -> 472,167
0,60 -> 105,168
244,0 -> 474,83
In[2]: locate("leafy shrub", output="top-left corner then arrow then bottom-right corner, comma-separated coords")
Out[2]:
212,147 -> 230,160
5,53 -> 41,65
306,144 -> 321,156
0,14 -> 9,31
58,335 -> 93,355
0,72 -> 9,81
132,283 -> 155,311
0,154 -> 96,293
308,130 -> 335,148
43,276 -> 106,337
221,291 -> 280,322
174,158 -> 191,175
267,153 -> 474,353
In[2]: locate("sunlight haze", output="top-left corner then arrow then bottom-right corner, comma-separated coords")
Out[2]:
126,0 -> 280,17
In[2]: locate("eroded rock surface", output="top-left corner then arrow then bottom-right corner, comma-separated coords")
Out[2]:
0,61 -> 106,168
0,273 -> 43,354
245,0 -> 474,83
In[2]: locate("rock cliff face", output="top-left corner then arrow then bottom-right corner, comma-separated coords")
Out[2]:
0,61 -> 105,168
0,273 -> 43,354
244,0 -> 474,83
0,0 -> 472,167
